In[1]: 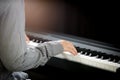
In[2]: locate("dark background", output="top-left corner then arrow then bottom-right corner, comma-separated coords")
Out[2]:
25,0 -> 120,48
62,1 -> 120,48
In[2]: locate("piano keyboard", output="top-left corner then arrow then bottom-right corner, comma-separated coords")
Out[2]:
27,32 -> 120,72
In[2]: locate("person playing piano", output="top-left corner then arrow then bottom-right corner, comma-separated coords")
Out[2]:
0,0 -> 77,80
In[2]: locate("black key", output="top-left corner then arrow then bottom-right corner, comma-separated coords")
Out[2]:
86,49 -> 91,54
75,47 -> 87,54
90,51 -> 98,57
118,60 -> 120,64
81,51 -> 86,55
101,53 -> 109,59
32,39 -> 35,42
84,50 -> 91,56
108,55 -> 115,62
96,55 -> 103,58
81,48 -> 89,55
32,39 -> 39,43
35,39 -> 38,43
34,39 -> 37,42
75,47 -> 81,52
80,48 -> 87,52
84,52 -> 88,55
75,47 -> 120,63
30,36 -> 50,43
95,52 -> 103,58
95,52 -> 109,59
113,56 -> 120,63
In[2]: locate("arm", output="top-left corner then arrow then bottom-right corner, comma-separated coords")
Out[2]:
0,0 -> 77,71
0,0 -> 63,71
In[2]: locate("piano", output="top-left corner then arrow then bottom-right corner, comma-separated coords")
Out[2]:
27,31 -> 120,72
26,31 -> 120,80
27,32 -> 120,80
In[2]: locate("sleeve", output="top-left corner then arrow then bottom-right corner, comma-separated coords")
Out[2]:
14,41 -> 63,71
0,0 -> 63,71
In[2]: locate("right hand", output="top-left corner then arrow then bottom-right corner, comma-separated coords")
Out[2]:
25,34 -> 30,44
60,40 -> 78,56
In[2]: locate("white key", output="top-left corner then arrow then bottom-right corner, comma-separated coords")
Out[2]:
89,53 -> 92,56
32,39 -> 35,42
85,52 -> 87,55
36,40 -> 39,43
55,52 -> 120,72
28,41 -> 39,47
40,41 -> 43,43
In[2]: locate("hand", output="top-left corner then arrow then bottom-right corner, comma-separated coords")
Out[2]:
60,40 -> 78,56
25,34 -> 30,44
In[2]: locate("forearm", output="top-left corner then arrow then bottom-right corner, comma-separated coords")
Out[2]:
9,41 -> 63,71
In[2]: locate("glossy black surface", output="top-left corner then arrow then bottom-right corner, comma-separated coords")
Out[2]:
26,57 -> 120,80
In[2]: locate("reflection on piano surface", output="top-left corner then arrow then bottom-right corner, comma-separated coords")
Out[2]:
26,32 -> 120,80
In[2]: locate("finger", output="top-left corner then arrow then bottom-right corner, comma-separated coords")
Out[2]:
64,47 -> 76,55
26,37 -> 30,41
68,44 -> 78,55
26,41 -> 29,44
72,47 -> 78,55
67,47 -> 77,56
69,43 -> 78,54
69,50 -> 76,56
